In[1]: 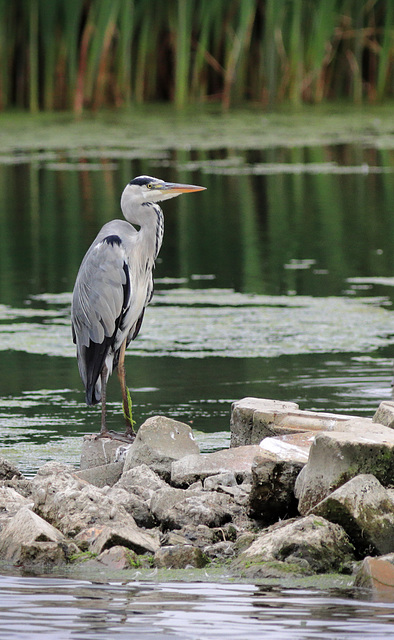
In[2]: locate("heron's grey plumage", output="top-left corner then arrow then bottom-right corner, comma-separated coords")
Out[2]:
71,175 -> 205,437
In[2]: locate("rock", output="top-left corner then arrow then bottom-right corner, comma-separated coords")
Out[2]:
0,507 -> 66,562
108,464 -> 168,527
74,461 -> 124,488
295,427 -> 394,514
0,487 -> 33,527
248,452 -> 304,524
230,398 -> 299,447
373,401 -> 394,430
160,531 -> 192,546
150,486 -> 235,530
31,463 -> 138,537
94,545 -> 138,570
354,554 -> 394,597
235,515 -> 355,575
259,432 -> 312,463
177,524 -> 215,547
3,476 -> 33,499
0,456 -> 23,481
171,446 -> 261,487
123,416 -> 199,481
116,464 -> 167,500
230,397 -> 354,447
107,486 -> 155,528
80,435 -> 126,470
88,523 -> 159,555
204,472 -> 237,491
311,474 -> 394,556
203,541 -> 235,562
18,542 -> 77,567
154,545 -> 208,569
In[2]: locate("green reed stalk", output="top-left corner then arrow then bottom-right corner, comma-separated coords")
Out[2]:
28,0 -> 39,112
62,0 -> 85,110
174,0 -> 193,109
263,0 -> 285,106
39,0 -> 59,111
115,0 -> 135,106
377,0 -> 394,100
222,0 -> 256,109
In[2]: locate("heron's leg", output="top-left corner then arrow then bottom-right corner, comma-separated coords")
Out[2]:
117,338 -> 135,436
99,364 -> 110,437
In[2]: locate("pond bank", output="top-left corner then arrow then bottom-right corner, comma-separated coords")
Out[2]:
0,397 -> 393,599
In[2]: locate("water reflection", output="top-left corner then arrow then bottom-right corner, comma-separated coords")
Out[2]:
0,145 -> 393,307
0,576 -> 393,640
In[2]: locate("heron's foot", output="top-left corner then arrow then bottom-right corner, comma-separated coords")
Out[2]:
95,429 -> 135,443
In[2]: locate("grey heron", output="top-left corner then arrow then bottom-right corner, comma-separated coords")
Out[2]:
71,175 -> 206,440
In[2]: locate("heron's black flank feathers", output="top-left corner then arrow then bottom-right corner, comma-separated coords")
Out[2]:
84,335 -> 113,405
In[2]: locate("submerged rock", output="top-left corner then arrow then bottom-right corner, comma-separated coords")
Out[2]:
123,416 -> 199,481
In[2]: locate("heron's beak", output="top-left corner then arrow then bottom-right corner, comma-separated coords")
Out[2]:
162,182 -> 206,194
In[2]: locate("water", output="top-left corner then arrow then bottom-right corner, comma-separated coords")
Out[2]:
1,576 -> 394,640
0,117 -> 394,635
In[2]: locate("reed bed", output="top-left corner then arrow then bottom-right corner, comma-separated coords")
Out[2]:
0,0 -> 393,112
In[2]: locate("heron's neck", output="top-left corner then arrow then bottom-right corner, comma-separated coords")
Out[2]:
124,200 -> 164,261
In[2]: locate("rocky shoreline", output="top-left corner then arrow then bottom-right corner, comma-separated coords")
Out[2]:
0,397 -> 394,597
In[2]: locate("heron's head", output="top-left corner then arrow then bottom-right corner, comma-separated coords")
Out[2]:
121,175 -> 206,208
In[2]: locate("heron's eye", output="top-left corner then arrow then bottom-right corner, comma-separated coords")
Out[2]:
147,183 -> 153,189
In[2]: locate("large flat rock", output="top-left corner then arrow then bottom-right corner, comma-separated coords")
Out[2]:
230,397 -> 354,447
171,445 -> 262,487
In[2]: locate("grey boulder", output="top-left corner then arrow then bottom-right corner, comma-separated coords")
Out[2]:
123,416 -> 199,481
311,474 -> 394,556
234,515 -> 355,575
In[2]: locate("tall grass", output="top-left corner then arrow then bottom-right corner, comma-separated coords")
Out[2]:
0,0 -> 393,112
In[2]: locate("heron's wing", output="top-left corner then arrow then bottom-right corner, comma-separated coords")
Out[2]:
71,236 -> 131,403
72,237 -> 130,346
